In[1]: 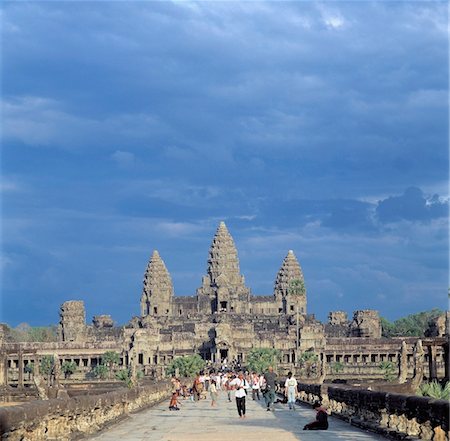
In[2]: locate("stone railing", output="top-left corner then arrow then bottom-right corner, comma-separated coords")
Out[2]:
0,381 -> 171,440
296,383 -> 449,441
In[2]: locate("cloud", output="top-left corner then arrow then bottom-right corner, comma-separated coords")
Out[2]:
111,150 -> 135,168
376,187 -> 448,223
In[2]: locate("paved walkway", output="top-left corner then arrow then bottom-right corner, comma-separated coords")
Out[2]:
88,392 -> 386,441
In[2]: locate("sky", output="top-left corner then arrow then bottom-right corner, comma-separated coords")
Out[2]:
1,1 -> 448,327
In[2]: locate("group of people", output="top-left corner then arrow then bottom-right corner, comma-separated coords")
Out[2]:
168,368 -> 328,429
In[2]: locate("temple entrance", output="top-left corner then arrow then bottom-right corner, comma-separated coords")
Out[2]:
220,349 -> 228,362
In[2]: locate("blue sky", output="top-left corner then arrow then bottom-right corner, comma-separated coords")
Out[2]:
1,1 -> 448,327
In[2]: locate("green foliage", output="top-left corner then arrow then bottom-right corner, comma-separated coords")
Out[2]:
417,381 -> 450,400
166,354 -> 206,378
288,278 -> 306,296
381,309 -> 443,337
92,364 -> 108,379
299,351 -> 319,377
331,361 -> 344,374
246,348 -> 280,373
39,355 -> 54,377
379,361 -> 396,382
24,363 -> 34,374
61,361 -> 77,379
7,323 -> 58,343
115,368 -> 133,388
101,351 -> 121,378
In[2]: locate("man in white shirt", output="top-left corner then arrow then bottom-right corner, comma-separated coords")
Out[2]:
229,372 -> 249,418
284,371 -> 298,410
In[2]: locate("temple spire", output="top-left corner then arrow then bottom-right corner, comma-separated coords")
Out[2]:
140,250 -> 174,317
206,221 -> 243,287
274,250 -> 307,314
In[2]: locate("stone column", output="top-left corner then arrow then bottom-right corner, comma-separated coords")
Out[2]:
398,341 -> 408,384
18,351 -> 24,388
0,353 -> 7,386
428,345 -> 438,381
443,343 -> 449,381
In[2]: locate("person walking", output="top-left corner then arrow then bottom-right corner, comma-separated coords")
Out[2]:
263,366 -> 277,411
251,372 -> 261,400
230,372 -> 249,418
284,371 -> 298,410
210,379 -> 218,406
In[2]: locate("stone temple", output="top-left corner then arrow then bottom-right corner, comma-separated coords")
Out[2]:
0,221 -> 448,386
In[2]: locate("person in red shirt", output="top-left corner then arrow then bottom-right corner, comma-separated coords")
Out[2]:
303,401 -> 329,430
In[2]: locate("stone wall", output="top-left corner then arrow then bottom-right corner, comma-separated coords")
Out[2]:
0,381 -> 171,440
295,382 -> 449,441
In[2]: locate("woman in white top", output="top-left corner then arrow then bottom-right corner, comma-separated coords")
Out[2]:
284,371 -> 298,410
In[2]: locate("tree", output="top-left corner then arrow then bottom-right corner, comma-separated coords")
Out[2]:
92,364 -> 108,380
381,309 -> 443,337
24,362 -> 34,380
61,361 -> 77,379
39,355 -> 54,378
331,361 -> 344,375
299,351 -> 319,377
166,354 -> 206,378
115,369 -> 133,388
417,381 -> 450,400
288,279 -> 306,297
379,361 -> 396,382
246,348 -> 280,373
9,324 -> 58,342
101,351 -> 121,379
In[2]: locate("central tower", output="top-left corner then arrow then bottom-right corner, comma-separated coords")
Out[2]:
197,221 -> 250,314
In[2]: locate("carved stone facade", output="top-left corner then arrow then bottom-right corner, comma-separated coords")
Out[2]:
58,301 -> 87,343
2,221 -> 446,388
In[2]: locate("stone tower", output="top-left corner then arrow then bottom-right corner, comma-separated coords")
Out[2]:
273,250 -> 307,314
140,250 -> 174,317
59,300 -> 87,342
350,310 -> 381,338
197,222 -> 250,314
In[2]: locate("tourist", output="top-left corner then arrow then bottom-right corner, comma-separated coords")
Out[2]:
169,391 -> 181,411
204,372 -> 210,391
225,374 -> 233,402
284,371 -> 298,410
193,374 -> 203,401
210,379 -> 218,406
230,372 -> 249,418
251,372 -> 261,400
263,366 -> 277,411
303,401 -> 329,430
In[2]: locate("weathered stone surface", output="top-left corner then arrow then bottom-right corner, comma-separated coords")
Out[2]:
350,310 -> 381,338
140,250 -> 174,317
273,250 -> 307,314
59,301 -> 87,343
93,315 -> 114,328
0,381 -> 171,440
298,383 -> 449,441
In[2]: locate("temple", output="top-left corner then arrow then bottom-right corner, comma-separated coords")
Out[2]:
0,221 -> 448,386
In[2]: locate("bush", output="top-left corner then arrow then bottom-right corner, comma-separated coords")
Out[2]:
61,360 -> 77,379
246,348 -> 280,373
166,354 -> 206,378
92,364 -> 108,379
39,355 -> 54,378
417,381 -> 450,400
379,361 -> 396,382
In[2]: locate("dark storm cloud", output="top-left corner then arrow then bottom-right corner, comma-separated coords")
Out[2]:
1,1 -> 448,325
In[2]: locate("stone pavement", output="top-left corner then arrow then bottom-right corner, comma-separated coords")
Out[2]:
88,391 -> 387,441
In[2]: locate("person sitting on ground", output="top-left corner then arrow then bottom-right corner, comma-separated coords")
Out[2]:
303,401 -> 328,430
169,391 -> 181,411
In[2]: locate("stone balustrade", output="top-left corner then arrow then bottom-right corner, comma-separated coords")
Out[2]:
0,381 -> 171,440
296,382 -> 449,440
